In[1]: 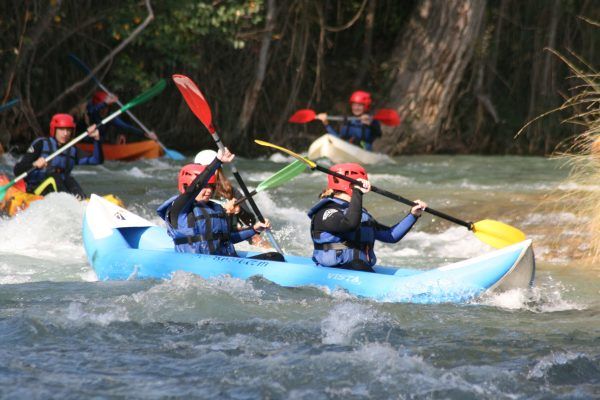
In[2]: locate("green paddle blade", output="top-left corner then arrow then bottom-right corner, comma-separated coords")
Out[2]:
121,79 -> 166,112
255,160 -> 307,193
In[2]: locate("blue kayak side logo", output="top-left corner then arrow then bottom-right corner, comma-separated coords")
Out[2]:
114,211 -> 126,221
327,273 -> 361,285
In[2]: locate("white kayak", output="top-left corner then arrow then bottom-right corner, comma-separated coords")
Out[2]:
307,134 -> 394,165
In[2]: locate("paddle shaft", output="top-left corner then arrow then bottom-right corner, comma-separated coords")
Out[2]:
233,190 -> 257,206
69,55 -> 171,152
212,132 -> 284,254
0,98 -> 19,113
321,115 -> 394,126
327,116 -> 359,122
315,164 -> 473,230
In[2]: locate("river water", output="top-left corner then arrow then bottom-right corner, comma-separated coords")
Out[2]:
0,153 -> 598,399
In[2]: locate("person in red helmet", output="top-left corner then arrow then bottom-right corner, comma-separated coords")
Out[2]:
315,90 -> 382,150
85,90 -> 157,143
307,163 -> 426,272
13,113 -> 102,199
157,148 -> 278,258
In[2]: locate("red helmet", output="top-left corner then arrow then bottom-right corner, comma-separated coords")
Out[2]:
349,90 -> 372,111
92,90 -> 108,105
49,113 -> 76,137
327,163 -> 368,196
178,163 -> 217,193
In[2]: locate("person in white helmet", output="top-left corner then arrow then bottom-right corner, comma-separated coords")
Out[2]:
194,149 -> 270,248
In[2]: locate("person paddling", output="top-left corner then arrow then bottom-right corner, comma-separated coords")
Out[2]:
308,163 -> 426,272
86,90 -> 158,143
157,148 -> 282,260
13,113 -> 102,199
194,149 -> 271,249
315,91 -> 382,151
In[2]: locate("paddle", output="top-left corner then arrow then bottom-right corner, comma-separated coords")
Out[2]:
172,74 -> 284,254
68,53 -> 185,160
254,140 -> 527,249
0,98 -> 20,113
289,108 -> 401,127
234,160 -> 307,206
0,79 -> 166,202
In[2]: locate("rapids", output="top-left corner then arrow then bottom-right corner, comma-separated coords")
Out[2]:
1,154 -> 598,399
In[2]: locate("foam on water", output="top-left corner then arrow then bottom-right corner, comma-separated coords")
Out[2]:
527,351 -> 600,385
71,169 -> 98,176
123,166 -> 154,178
268,153 -> 297,163
523,211 -> 582,226
0,193 -> 92,282
0,193 -> 85,259
376,226 -> 490,265
321,302 -> 385,345
478,276 -> 586,312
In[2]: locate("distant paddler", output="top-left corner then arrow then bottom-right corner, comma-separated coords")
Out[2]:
13,113 -> 103,199
289,91 -> 400,151
86,90 -> 158,143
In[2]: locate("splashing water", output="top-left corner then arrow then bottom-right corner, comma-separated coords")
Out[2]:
0,155 -> 598,398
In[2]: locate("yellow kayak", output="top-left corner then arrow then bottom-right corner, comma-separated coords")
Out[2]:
0,174 -> 123,217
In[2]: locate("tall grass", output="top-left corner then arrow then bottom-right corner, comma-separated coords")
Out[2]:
518,48 -> 600,263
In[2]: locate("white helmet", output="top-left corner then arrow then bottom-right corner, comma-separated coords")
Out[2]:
194,149 -> 217,165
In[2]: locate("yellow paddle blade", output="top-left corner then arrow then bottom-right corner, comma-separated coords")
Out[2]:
254,140 -> 316,168
472,219 -> 527,249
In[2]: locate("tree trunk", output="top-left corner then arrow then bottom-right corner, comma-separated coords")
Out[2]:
236,0 -> 276,142
379,0 -> 486,154
354,0 -> 376,88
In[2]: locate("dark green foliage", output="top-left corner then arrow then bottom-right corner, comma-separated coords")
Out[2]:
0,0 -> 598,155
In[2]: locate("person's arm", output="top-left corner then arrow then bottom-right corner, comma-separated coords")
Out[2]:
13,140 -> 43,175
312,189 -> 364,233
111,116 -> 145,136
374,214 -> 418,243
76,125 -> 103,165
86,102 -> 108,119
167,158 -> 222,226
230,227 -> 257,243
325,124 -> 340,137
76,137 -> 104,165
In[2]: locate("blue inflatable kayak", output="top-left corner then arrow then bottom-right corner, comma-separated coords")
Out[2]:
83,195 -> 535,303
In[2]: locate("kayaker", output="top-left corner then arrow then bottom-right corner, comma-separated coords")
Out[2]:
13,113 -> 103,199
194,149 -> 271,248
315,91 -> 382,151
85,90 -> 158,143
157,148 -> 278,259
308,163 -> 426,272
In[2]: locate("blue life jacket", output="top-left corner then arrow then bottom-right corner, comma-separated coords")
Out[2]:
338,119 -> 381,150
157,196 -> 237,256
308,197 -> 377,267
27,137 -> 77,186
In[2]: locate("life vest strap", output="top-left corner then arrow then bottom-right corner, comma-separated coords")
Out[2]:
313,241 -> 367,251
173,232 -> 230,245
